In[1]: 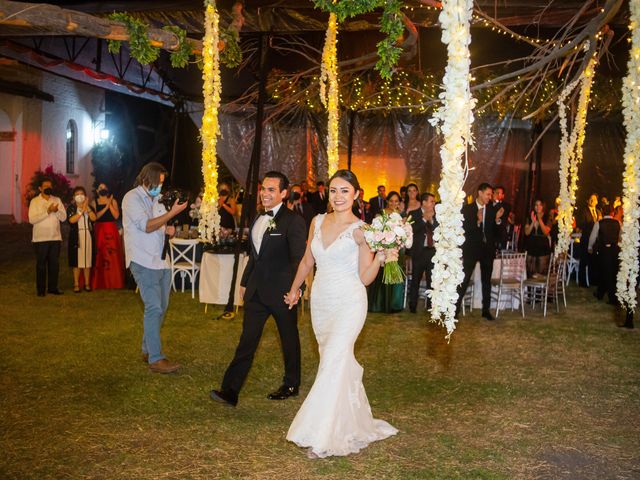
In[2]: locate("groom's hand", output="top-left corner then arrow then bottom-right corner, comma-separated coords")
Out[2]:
239,286 -> 245,299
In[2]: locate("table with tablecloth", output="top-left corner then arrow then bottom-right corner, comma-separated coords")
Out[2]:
198,252 -> 249,306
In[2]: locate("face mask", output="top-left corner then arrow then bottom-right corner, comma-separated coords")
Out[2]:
219,189 -> 229,196
291,192 -> 301,201
98,189 -> 109,196
43,188 -> 53,195
148,184 -> 162,197
74,194 -> 85,204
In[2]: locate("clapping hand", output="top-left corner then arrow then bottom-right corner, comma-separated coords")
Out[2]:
477,207 -> 484,224
47,203 -> 58,214
530,211 -> 537,223
496,207 -> 504,221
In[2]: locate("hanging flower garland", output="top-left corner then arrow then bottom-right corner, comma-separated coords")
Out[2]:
320,12 -> 340,177
554,51 -> 597,257
427,0 -> 476,339
198,0 -> 222,243
617,5 -> 640,311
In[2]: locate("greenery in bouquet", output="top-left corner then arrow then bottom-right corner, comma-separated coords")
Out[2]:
362,211 -> 413,284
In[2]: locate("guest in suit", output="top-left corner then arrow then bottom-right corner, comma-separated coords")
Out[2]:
455,183 -> 504,320
210,171 -> 307,407
408,193 -> 437,313
588,204 -> 620,305
288,183 -> 315,232
352,188 -> 370,223
492,185 -> 512,251
578,193 -> 602,287
310,181 -> 328,214
368,185 -> 387,219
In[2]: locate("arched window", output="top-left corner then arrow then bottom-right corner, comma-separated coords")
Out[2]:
66,120 -> 77,174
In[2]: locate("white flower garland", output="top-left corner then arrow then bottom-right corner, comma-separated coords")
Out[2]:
198,1 -> 222,243
428,0 -> 476,339
554,52 -> 597,257
320,12 -> 339,177
617,4 -> 640,311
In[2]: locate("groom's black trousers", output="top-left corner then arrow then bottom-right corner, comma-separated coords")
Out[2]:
221,291 -> 301,395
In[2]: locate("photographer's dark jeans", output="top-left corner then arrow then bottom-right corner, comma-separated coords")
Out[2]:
34,240 -> 61,295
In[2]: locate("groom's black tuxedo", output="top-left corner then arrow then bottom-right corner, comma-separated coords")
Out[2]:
221,205 -> 307,397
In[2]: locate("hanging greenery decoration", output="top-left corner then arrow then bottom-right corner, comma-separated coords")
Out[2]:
313,0 -> 404,80
163,26 -> 195,68
220,28 -> 243,68
108,13 -> 160,65
198,0 -> 222,243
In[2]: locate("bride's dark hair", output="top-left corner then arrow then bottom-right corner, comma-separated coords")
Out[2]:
328,169 -> 360,192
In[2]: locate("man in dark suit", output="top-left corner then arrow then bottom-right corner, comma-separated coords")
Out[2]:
310,181 -> 328,214
408,192 -> 438,313
352,188 -> 370,223
578,193 -> 602,287
492,185 -> 512,251
288,183 -> 315,232
368,185 -> 387,219
455,183 -> 504,320
210,171 -> 307,407
588,204 -> 620,305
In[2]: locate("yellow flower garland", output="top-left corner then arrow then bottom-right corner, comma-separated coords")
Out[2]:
555,53 -> 597,257
617,4 -> 640,311
199,1 -> 222,243
320,12 -> 339,177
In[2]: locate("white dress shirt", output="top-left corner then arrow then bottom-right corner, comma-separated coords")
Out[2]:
252,202 -> 283,253
28,194 -> 67,242
122,186 -> 168,270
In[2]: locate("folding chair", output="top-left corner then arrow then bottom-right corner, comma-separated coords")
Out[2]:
491,251 -> 527,318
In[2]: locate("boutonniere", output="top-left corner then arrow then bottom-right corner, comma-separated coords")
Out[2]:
267,218 -> 277,232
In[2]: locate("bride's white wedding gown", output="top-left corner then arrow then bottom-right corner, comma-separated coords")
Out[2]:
287,214 -> 397,458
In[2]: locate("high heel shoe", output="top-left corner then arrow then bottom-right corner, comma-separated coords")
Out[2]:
73,285 -> 81,293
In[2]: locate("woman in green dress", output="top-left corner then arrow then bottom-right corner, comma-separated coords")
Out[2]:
368,191 -> 406,313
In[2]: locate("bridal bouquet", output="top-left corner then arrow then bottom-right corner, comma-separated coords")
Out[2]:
362,211 -> 413,284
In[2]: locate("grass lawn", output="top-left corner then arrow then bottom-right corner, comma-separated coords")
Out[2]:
1,224 -> 639,479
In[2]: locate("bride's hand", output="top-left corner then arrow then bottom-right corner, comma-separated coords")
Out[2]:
376,248 -> 399,265
284,289 -> 301,309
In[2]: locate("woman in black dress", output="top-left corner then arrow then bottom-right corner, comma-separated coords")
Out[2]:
218,181 -> 238,236
524,199 -> 552,276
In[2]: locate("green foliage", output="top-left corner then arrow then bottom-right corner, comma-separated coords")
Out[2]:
107,39 -> 121,54
163,26 -> 194,68
313,0 -> 405,79
108,12 -> 160,65
220,28 -> 243,69
26,165 -> 73,205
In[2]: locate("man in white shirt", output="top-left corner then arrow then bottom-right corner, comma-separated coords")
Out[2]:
123,162 -> 188,374
28,179 -> 67,296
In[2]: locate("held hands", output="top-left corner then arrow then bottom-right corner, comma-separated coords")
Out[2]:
284,289 -> 302,310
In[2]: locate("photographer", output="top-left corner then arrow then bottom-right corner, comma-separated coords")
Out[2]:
122,162 -> 188,374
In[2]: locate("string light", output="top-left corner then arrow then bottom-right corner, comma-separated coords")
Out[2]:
617,4 -> 640,311
320,12 -> 339,177
198,0 -> 222,243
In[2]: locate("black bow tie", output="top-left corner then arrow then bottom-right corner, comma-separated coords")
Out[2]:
262,210 -> 274,217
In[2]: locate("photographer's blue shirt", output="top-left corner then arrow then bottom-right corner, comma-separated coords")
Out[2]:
122,186 -> 169,270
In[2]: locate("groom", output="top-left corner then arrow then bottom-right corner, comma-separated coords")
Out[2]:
210,171 -> 307,407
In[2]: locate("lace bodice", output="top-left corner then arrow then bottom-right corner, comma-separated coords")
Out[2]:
311,214 -> 364,279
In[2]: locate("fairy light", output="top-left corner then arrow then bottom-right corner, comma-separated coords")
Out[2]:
320,12 -> 339,177
617,5 -> 640,311
198,0 -> 222,243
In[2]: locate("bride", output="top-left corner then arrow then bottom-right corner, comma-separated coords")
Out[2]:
284,169 -> 398,458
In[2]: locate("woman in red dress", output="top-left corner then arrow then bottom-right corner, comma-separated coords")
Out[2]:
91,182 -> 125,289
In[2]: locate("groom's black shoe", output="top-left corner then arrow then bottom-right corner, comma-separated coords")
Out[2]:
210,389 -> 238,407
267,385 -> 299,400
482,309 -> 495,321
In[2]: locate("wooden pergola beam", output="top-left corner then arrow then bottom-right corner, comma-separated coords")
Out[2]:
0,0 -> 245,54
